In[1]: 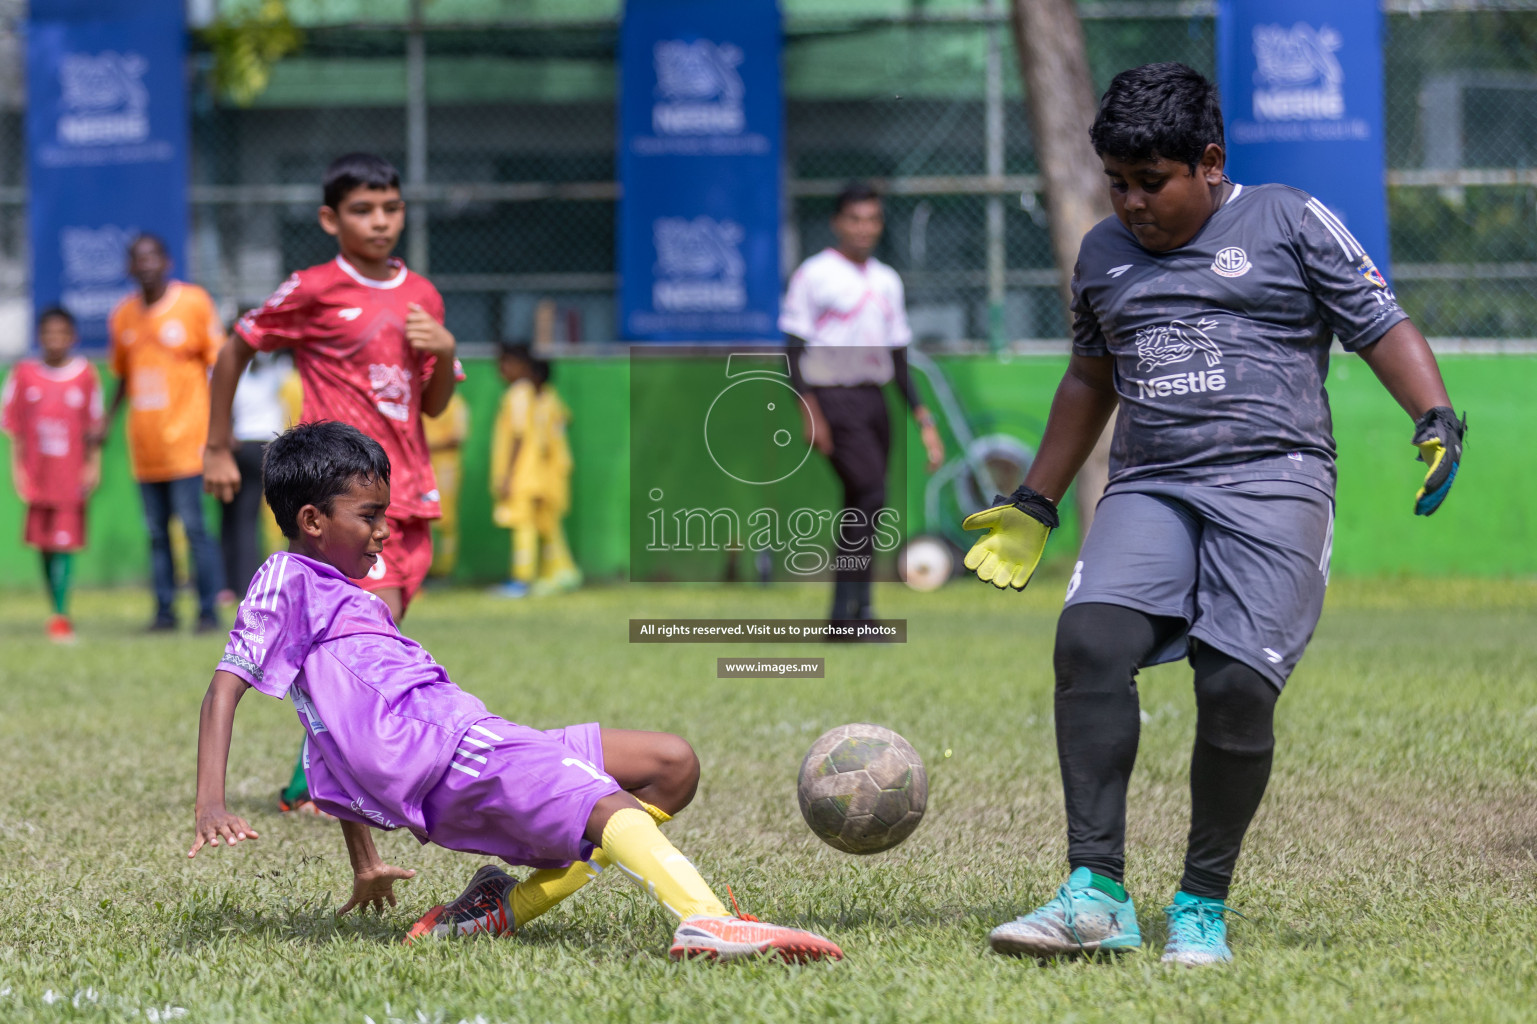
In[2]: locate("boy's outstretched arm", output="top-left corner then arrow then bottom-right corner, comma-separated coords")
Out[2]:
1356,320 -> 1450,419
336,820 -> 416,916
189,670 -> 260,857
1356,320 -> 1464,516
962,353 -> 1118,590
204,335 -> 258,502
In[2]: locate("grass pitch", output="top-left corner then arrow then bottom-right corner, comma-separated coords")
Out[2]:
0,576 -> 1534,1023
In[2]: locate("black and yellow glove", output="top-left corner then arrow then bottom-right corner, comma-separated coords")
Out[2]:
1412,406 -> 1466,517
961,485 -> 1060,591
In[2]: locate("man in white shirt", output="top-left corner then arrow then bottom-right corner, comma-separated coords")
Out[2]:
220,348 -> 290,600
780,182 -> 944,622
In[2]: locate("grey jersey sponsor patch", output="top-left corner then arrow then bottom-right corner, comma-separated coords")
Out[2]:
1071,183 -> 1407,493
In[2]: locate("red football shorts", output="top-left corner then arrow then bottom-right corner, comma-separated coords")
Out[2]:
25,504 -> 86,552
362,515 -> 433,609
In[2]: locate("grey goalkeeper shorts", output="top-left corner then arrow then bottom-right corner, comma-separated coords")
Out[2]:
1063,477 -> 1335,690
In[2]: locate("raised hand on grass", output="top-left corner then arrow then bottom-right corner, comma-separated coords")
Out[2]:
337,863 -> 417,916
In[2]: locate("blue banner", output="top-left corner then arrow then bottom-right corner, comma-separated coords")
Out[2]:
619,0 -> 782,341
1218,1 -> 1389,271
26,0 -> 188,350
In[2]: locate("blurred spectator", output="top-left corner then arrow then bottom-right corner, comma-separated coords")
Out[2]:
219,349 -> 289,601
104,235 -> 226,633
1,307 -> 102,643
781,182 -> 944,622
424,391 -> 470,578
490,344 -> 579,597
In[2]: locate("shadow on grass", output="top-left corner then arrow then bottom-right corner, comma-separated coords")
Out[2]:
170,896 -> 402,948
793,900 -> 1011,932
170,897 -> 644,953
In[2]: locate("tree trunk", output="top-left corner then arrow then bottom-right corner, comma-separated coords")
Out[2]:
1010,0 -> 1116,537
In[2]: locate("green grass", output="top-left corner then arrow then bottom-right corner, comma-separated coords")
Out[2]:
0,576 -> 1534,1023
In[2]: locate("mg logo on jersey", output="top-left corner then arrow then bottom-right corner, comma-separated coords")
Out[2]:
339,307 -> 362,321
1211,247 -> 1252,278
1129,318 -> 1226,400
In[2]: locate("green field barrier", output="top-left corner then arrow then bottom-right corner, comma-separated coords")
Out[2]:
0,353 -> 1529,590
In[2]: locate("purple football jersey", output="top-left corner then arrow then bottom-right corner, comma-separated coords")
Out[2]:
216,552 -> 489,831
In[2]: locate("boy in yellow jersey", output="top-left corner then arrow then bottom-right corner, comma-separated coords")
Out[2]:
489,344 -> 580,597
423,391 -> 469,577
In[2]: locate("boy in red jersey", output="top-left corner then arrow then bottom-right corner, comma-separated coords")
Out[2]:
203,153 -> 460,812
205,153 -> 458,622
2,307 -> 103,642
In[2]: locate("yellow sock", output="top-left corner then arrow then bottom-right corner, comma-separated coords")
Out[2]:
601,807 -> 726,920
512,525 -> 538,582
508,801 -> 674,928
542,525 -> 577,577
511,850 -> 610,928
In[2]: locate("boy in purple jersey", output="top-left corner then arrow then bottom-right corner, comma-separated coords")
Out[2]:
189,421 -> 842,963
962,63 -> 1464,966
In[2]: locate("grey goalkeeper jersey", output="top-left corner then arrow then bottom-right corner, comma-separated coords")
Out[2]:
1071,182 -> 1408,495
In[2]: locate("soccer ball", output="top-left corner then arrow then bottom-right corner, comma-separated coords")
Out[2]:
796,723 -> 927,854
899,535 -> 954,592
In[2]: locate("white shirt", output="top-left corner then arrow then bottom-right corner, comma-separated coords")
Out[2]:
231,351 -> 288,442
779,248 -> 912,387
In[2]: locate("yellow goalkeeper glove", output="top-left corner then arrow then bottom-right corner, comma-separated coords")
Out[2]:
961,485 -> 1060,591
1412,406 -> 1466,517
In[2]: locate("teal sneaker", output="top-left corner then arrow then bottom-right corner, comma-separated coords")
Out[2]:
989,867 -> 1142,959
1160,891 -> 1236,966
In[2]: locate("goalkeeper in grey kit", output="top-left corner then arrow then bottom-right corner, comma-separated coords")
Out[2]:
963,63 -> 1464,966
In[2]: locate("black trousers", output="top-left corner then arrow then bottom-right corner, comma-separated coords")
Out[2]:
812,384 -> 890,620
220,441 -> 268,599
1054,602 -> 1280,900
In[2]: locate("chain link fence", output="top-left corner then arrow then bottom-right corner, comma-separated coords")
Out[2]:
3,1 -> 1537,345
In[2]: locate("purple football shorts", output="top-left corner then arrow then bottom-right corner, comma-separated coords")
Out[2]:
420,717 -> 621,869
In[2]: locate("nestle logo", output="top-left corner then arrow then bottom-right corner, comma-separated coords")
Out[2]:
652,39 -> 745,137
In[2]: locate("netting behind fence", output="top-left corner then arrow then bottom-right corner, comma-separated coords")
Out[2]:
3,3 -> 1537,343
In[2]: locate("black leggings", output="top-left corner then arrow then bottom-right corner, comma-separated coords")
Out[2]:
815,385 -> 890,619
220,442 -> 268,599
1054,602 -> 1279,900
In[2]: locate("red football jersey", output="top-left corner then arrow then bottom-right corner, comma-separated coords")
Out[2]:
236,256 -> 459,521
1,357 -> 102,507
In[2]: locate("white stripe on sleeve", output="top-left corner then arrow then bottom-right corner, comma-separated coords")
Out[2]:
1305,199 -> 1362,259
